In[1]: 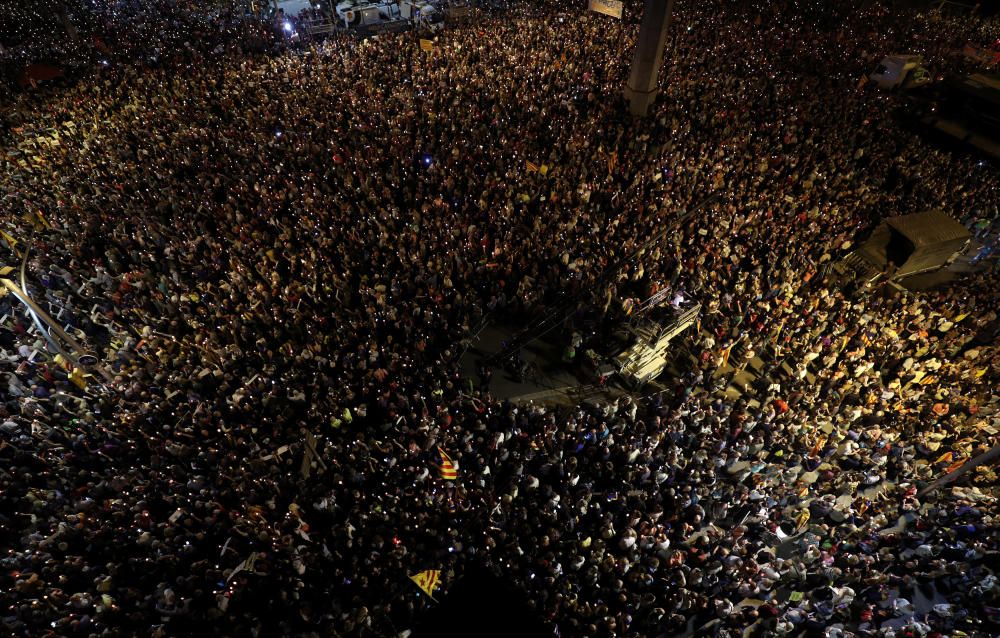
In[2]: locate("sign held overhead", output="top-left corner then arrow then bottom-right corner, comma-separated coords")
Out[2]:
589,0 -> 623,19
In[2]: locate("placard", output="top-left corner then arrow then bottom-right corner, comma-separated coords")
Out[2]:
589,0 -> 623,19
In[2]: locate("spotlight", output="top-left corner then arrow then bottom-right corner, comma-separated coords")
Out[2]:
283,21 -> 293,32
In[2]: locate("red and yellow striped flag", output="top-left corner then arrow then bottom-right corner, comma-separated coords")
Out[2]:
945,458 -> 965,474
410,569 -> 441,597
438,447 -> 458,480
808,435 -> 827,459
721,342 -> 735,366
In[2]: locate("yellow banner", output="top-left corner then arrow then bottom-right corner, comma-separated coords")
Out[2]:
419,39 -> 434,52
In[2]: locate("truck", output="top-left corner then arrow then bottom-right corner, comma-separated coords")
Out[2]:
398,0 -> 443,29
336,0 -> 400,27
335,0 -> 441,30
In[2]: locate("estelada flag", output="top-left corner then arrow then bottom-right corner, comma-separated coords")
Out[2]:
721,342 -> 734,366
526,160 -> 539,173
410,570 -> 441,597
438,447 -> 458,480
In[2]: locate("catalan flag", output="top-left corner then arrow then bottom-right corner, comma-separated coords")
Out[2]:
794,508 -> 810,532
34,210 -> 52,229
526,160 -> 540,173
23,211 -> 45,231
438,447 -> 458,480
68,368 -> 88,390
808,435 -> 827,459
935,451 -> 953,465
945,458 -> 965,474
721,342 -> 735,366
410,569 -> 441,598
0,229 -> 17,250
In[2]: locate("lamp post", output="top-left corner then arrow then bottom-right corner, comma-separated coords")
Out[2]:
624,0 -> 675,116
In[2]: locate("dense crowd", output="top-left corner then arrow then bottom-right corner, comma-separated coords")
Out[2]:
2,0 -> 999,636
0,0 -> 274,92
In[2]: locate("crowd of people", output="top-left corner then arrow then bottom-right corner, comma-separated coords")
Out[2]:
2,0 -> 999,636
0,0 -> 275,92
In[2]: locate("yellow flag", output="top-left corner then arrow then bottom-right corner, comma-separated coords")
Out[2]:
795,509 -> 810,532
0,229 -> 17,249
68,368 -> 88,390
419,39 -> 434,52
539,164 -> 549,176
409,569 -> 441,597
23,211 -> 44,231
35,210 -> 52,229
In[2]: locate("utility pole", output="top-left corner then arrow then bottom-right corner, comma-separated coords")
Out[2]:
624,0 -> 675,116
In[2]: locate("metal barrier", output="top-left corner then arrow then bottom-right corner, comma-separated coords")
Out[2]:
1,246 -> 116,384
302,17 -> 339,38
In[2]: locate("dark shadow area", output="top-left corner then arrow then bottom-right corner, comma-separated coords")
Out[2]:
886,228 -> 915,269
411,563 -> 549,638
